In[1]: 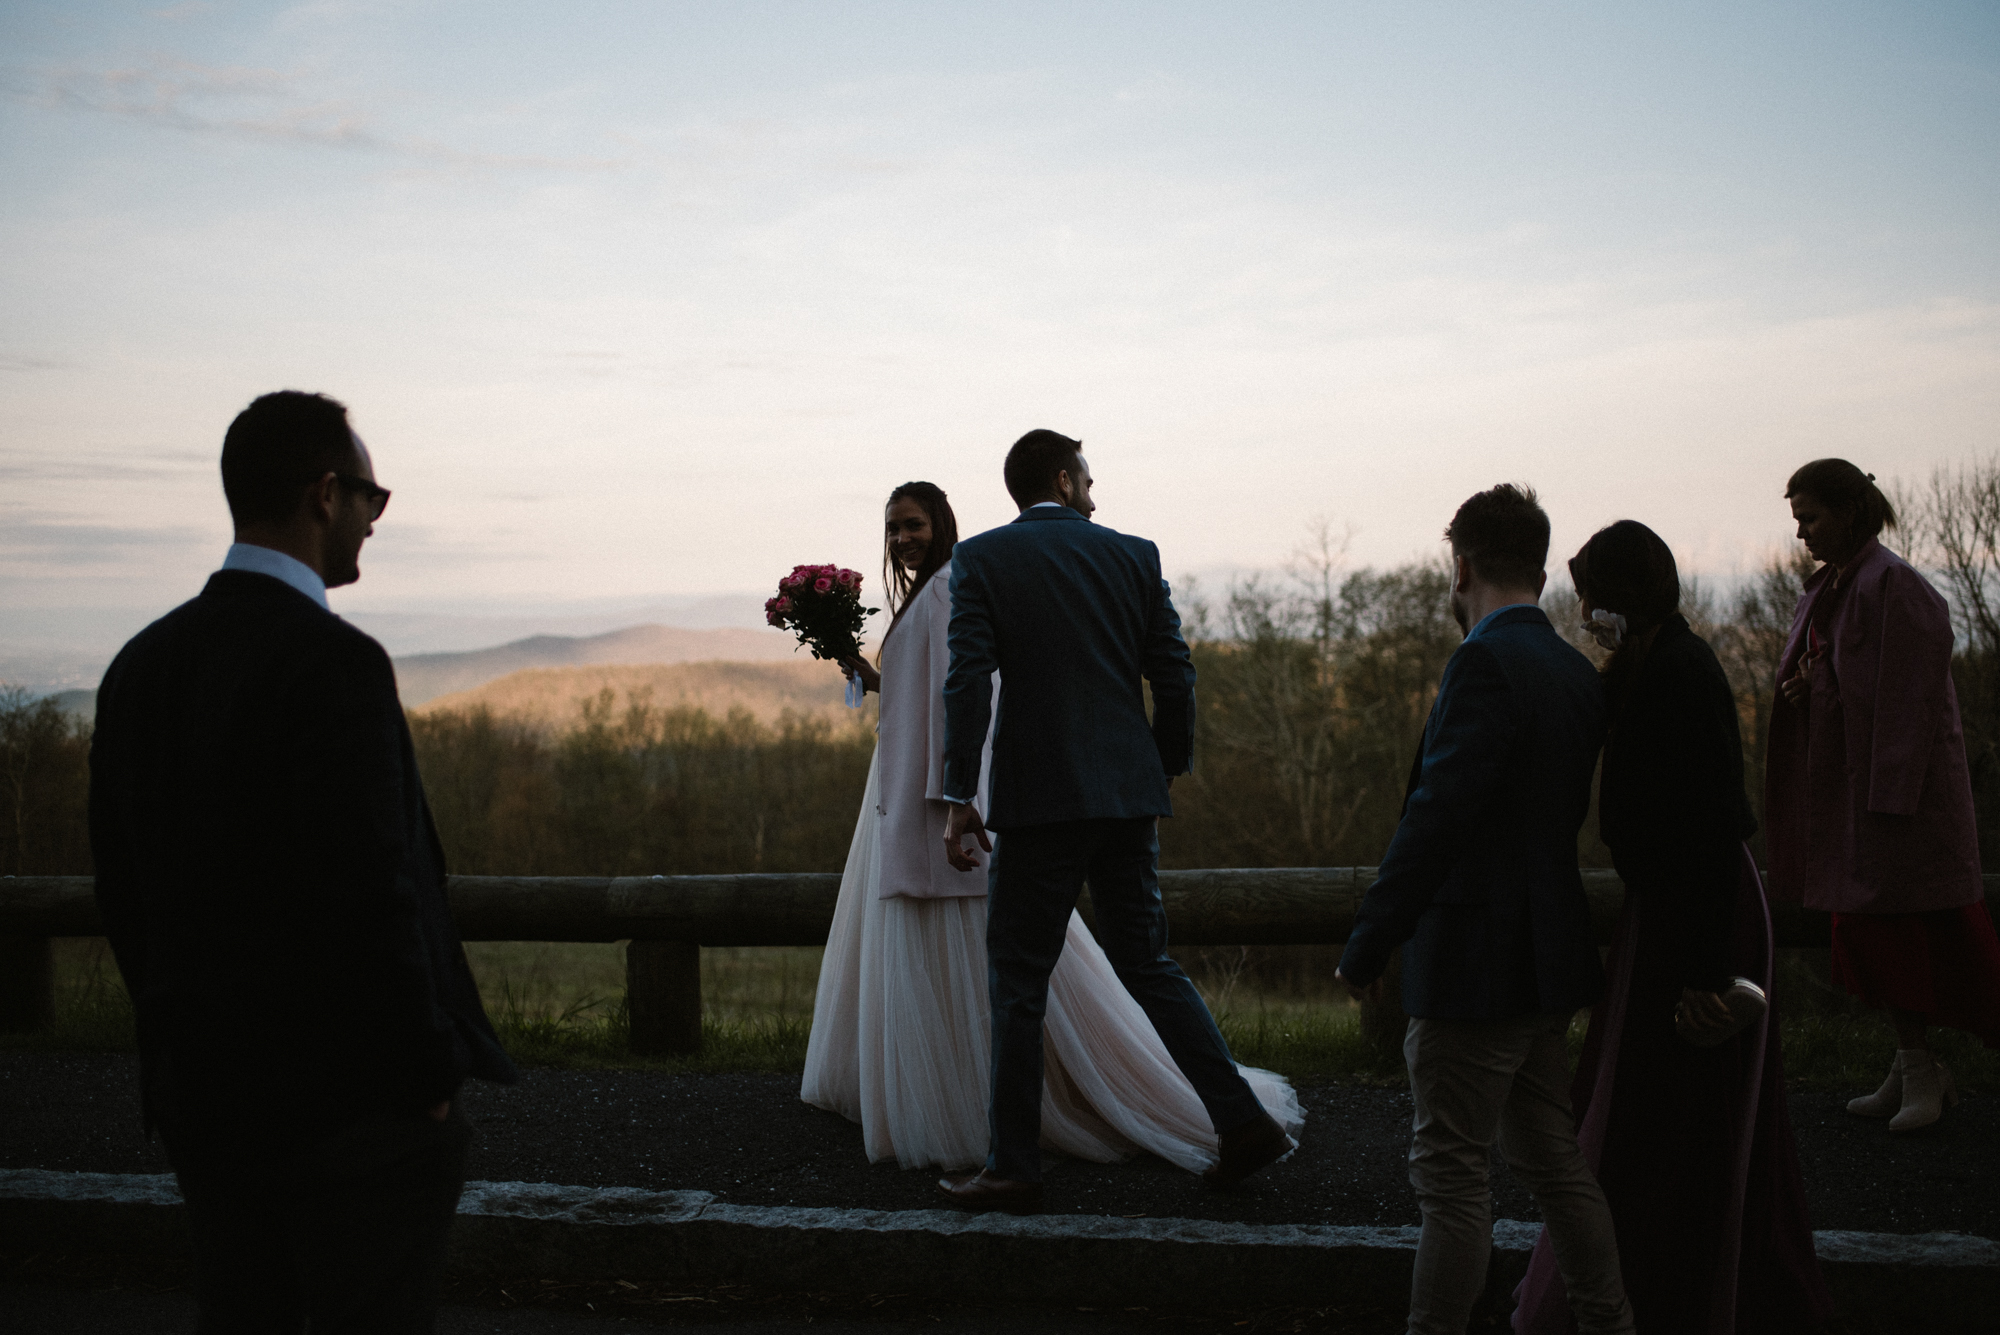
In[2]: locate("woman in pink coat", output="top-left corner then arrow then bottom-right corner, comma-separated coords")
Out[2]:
1766,459 -> 2000,1131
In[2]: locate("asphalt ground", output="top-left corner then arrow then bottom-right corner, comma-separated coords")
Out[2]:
0,1252 -> 1960,1335
0,1249 -> 1454,1335
3,1053 -> 1994,1236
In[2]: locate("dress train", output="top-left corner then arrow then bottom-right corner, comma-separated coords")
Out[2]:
802,751 -> 1302,1171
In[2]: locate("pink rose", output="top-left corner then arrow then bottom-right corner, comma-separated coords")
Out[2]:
813,576 -> 833,593
837,569 -> 859,587
776,595 -> 792,612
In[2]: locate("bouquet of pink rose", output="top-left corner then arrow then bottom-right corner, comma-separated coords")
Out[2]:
766,563 -> 878,666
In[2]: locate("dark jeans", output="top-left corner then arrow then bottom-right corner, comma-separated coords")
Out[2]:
162,1104 -> 472,1334
984,816 -> 1262,1181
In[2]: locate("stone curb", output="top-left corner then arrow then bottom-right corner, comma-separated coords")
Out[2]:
4,1170 -> 1996,1323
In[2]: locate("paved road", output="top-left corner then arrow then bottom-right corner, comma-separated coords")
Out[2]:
0,1282 -> 1424,1334
4,1053 -> 1994,1237
3,1288 -> 617,1335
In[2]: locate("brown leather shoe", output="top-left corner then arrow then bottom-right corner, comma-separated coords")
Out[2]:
936,1170 -> 1044,1215
1202,1111 -> 1296,1187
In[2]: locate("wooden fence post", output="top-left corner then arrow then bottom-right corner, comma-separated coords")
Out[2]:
0,936 -> 55,1034
627,940 -> 701,1056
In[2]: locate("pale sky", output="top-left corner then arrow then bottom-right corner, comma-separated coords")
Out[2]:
4,2 -> 1997,678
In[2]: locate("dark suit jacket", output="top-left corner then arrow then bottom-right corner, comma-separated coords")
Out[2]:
1337,604 -> 1606,1020
89,570 -> 516,1135
1599,614 -> 1757,992
942,506 -> 1196,830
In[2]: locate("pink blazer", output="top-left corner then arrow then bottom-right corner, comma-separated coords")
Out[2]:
874,562 -> 996,900
1764,539 -> 1981,913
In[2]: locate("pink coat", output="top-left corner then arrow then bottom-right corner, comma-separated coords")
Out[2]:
1764,539 -> 1981,913
874,562 -> 996,900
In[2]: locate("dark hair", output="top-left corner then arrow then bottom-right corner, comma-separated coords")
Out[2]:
1003,429 -> 1083,508
1567,520 -> 1680,629
220,391 -> 358,526
1568,520 -> 1681,700
1784,458 -> 1897,539
1444,483 -> 1549,589
883,481 -> 960,640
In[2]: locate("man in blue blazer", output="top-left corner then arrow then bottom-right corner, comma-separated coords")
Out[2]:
1336,485 -> 1633,1335
934,430 -> 1292,1213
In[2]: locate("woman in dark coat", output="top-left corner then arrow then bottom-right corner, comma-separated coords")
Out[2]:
1514,521 -> 1830,1335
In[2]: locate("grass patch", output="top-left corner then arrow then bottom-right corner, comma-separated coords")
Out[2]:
487,1001 -> 814,1075
1780,1012 -> 2000,1092
465,941 -> 819,1073
19,938 -> 1999,1092
0,938 -> 136,1054
1215,1001 -> 1402,1081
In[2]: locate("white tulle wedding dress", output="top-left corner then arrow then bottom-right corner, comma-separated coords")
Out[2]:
800,562 -> 1303,1173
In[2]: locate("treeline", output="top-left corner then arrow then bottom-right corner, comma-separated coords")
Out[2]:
8,456 -> 2000,880
0,688 -> 92,877
1161,546 -> 1463,870
413,691 -> 875,876
1159,538 -> 1813,872
0,564 -> 1811,881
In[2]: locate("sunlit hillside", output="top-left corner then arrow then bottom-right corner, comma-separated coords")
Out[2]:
411,659 -> 866,732
392,624 -> 801,705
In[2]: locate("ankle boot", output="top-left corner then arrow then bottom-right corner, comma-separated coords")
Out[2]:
1890,1048 -> 1959,1132
1846,1052 -> 1903,1118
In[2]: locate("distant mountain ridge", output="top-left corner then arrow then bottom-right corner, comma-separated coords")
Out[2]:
392,624 -> 800,705
412,660 -> 858,731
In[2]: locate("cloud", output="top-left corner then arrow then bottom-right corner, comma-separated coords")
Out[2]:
28,58 -> 625,173
0,353 -> 73,372
0,516 -> 213,567
0,451 -> 209,484
149,2 -> 218,20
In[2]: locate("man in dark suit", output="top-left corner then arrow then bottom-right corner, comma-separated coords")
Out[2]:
90,391 -> 517,1333
934,429 -> 1292,1213
1335,485 -> 1633,1335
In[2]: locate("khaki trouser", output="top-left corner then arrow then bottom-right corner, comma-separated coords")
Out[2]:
1404,1014 -> 1635,1335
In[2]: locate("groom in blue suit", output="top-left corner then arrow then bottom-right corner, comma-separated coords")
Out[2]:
1335,485 -> 1633,1335
935,430 -> 1292,1213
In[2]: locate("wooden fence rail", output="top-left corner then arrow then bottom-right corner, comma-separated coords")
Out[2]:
5,872 -> 1996,1055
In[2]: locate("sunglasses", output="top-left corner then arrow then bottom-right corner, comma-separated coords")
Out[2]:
333,474 -> 392,521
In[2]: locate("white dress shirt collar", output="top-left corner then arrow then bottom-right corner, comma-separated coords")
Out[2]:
1027,501 -> 1065,510
220,543 -> 330,610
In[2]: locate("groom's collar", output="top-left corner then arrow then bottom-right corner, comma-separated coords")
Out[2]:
1468,603 -> 1549,638
1012,504 -> 1086,523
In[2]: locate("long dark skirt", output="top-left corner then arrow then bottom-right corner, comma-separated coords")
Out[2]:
1831,904 -> 2000,1048
1512,847 -> 1833,1334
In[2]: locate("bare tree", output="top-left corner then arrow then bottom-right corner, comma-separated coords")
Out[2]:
1895,457 -> 2000,858
1177,528 -> 1458,869
0,686 -> 35,876
1897,457 -> 2000,659
0,686 -> 92,876
1708,547 -> 1817,826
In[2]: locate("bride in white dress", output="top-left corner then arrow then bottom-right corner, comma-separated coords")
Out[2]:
800,481 -> 1302,1173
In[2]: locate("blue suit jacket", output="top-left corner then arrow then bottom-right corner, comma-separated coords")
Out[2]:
942,506 -> 1196,830
1337,604 -> 1606,1020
